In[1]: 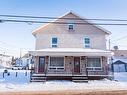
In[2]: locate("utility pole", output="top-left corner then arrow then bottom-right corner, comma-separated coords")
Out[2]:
20,48 -> 22,58
109,39 -> 111,50
2,52 -> 5,67
19,48 -> 22,66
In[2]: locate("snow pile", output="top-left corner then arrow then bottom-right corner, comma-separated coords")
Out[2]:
0,69 -> 30,84
0,69 -> 126,92
114,72 -> 127,82
0,79 -> 127,92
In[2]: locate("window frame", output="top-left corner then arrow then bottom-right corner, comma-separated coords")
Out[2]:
68,24 -> 74,31
84,37 -> 91,48
86,57 -> 102,71
68,21 -> 75,31
48,56 -> 65,70
51,37 -> 58,48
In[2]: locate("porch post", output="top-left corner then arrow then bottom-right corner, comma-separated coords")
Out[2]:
85,56 -> 88,76
45,56 -> 49,74
35,56 -> 39,73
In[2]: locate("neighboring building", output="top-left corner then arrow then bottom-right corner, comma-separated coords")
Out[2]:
112,50 -> 127,72
112,50 -> 127,57
29,11 -> 113,81
21,53 -> 32,69
15,58 -> 22,66
15,53 -> 32,69
0,54 -> 12,68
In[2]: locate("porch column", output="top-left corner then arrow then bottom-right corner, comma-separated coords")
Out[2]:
34,56 -> 39,73
80,56 -> 87,75
102,56 -> 108,75
45,56 -> 49,74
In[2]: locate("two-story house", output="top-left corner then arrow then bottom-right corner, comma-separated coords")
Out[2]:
29,12 -> 113,82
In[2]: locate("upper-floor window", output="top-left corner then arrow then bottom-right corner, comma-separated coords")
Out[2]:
84,37 -> 90,48
68,21 -> 75,31
52,37 -> 58,48
68,24 -> 74,30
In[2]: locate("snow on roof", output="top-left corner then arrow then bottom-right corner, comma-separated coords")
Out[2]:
113,57 -> 127,63
29,48 -> 113,56
33,48 -> 110,52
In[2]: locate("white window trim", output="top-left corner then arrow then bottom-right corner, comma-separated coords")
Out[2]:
86,57 -> 102,71
48,56 -> 65,70
51,37 -> 58,48
83,37 -> 91,48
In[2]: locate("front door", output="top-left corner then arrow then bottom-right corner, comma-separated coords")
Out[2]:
74,57 -> 80,74
38,57 -> 45,73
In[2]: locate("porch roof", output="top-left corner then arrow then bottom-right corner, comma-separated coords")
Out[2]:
29,48 -> 113,57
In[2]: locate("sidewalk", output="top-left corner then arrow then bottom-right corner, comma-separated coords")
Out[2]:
0,90 -> 127,95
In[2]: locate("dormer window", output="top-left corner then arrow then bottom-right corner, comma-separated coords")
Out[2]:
84,37 -> 90,48
52,37 -> 58,48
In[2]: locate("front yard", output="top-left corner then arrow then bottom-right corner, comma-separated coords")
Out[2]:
0,69 -> 127,92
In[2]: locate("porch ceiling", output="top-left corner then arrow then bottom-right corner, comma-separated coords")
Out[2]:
29,48 -> 113,57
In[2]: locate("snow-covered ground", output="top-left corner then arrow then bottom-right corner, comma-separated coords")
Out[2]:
0,69 -> 127,92
114,72 -> 127,82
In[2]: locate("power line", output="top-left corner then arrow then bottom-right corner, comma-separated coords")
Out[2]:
1,14 -> 127,21
0,40 -> 32,51
111,35 -> 127,42
111,42 -> 127,48
1,19 -> 127,26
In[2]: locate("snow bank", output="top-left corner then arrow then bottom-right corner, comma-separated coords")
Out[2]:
114,72 -> 127,82
0,69 -> 126,92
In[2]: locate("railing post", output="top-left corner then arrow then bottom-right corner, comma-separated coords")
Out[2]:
86,68 -> 88,77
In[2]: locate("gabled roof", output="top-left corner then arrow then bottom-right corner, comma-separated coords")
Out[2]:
22,53 -> 31,58
113,60 -> 127,64
32,11 -> 111,36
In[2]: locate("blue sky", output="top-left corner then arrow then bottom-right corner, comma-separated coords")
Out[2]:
0,0 -> 127,56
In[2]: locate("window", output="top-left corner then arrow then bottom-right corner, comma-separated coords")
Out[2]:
49,57 -> 64,70
84,37 -> 90,48
68,21 -> 75,31
87,58 -> 102,71
52,37 -> 58,48
68,24 -> 74,30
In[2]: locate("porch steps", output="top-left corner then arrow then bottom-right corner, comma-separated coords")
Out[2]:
32,74 -> 45,76
72,76 -> 88,82
30,74 -> 46,82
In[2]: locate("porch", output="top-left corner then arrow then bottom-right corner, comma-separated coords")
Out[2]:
29,48 -> 113,81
